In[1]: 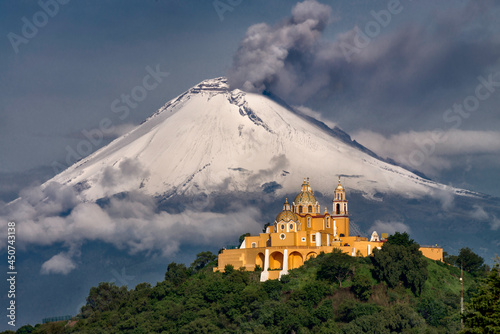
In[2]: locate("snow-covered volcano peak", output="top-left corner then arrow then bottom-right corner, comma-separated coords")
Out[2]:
192,76 -> 229,92
48,77 -> 475,202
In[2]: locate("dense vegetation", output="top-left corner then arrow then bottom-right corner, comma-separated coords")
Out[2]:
4,233 -> 498,334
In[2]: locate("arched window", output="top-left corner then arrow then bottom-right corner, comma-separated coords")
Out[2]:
281,224 -> 285,230
308,205 -> 313,213
336,203 -> 340,214
251,242 -> 257,248
326,217 -> 330,228
298,206 -> 303,214
307,217 -> 311,228
289,223 -> 294,230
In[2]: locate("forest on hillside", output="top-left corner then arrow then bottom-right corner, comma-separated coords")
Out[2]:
4,233 -> 499,334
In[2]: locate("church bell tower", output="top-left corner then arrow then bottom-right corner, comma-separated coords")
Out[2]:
332,178 -> 348,216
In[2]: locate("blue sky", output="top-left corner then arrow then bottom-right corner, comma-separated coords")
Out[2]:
1,0 -> 500,328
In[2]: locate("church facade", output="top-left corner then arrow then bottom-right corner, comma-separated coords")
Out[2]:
215,178 -> 443,281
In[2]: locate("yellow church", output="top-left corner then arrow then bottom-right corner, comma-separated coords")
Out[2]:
215,178 -> 443,281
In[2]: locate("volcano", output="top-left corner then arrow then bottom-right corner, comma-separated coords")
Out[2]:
48,77 -> 473,202
40,77 -> 499,262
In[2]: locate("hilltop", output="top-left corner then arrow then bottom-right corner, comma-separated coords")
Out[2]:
5,234 -> 497,334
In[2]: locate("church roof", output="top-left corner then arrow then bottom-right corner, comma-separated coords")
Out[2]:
294,190 -> 317,206
276,210 -> 298,223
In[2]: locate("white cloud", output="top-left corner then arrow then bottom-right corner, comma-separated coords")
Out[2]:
470,204 -> 489,220
0,182 -> 263,274
369,220 -> 410,235
41,253 -> 76,275
490,216 -> 500,231
100,158 -> 150,189
352,129 -> 500,176
431,187 -> 455,211
467,205 -> 500,231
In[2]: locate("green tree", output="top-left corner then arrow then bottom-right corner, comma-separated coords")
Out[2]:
190,251 -> 217,272
417,296 -> 448,327
351,272 -> 372,301
15,325 -> 34,334
239,233 -> 251,245
386,231 -> 416,247
262,222 -> 271,233
372,234 -> 428,296
178,317 -> 220,334
444,251 -> 459,266
462,264 -> 500,333
164,262 -> 189,286
317,249 -> 355,287
342,304 -> 425,333
223,264 -> 234,276
80,282 -> 129,318
262,278 -> 283,301
457,247 -> 486,276
337,300 -> 381,323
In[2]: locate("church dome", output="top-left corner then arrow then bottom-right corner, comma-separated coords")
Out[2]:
294,190 -> 317,206
276,210 -> 298,222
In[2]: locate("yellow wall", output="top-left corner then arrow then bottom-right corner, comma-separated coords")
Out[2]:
215,241 -> 444,273
420,246 -> 443,261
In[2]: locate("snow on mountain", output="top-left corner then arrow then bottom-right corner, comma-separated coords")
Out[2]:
48,77 -> 475,202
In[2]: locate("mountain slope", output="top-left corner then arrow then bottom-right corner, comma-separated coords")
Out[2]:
48,77 -> 474,202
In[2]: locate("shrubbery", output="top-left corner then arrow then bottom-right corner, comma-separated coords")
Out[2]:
6,238 -> 495,334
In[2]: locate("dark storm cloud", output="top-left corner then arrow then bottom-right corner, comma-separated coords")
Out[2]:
228,0 -> 500,108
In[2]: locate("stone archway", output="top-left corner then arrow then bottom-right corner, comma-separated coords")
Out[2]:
255,253 -> 265,269
288,252 -> 303,269
269,251 -> 283,270
306,252 -> 317,261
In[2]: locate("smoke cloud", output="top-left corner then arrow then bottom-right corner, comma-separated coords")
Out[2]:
228,0 -> 500,111
228,0 -> 335,102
